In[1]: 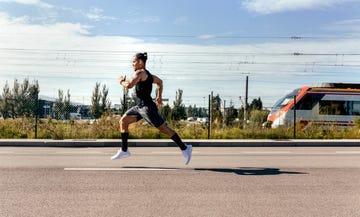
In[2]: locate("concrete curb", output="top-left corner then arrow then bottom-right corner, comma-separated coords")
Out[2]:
0,139 -> 359,147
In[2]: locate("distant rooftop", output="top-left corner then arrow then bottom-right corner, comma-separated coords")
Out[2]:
38,95 -> 87,106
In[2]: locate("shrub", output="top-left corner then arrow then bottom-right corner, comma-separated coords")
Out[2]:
1,115 -> 360,140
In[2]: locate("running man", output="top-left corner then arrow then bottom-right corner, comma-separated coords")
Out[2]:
111,52 -> 192,165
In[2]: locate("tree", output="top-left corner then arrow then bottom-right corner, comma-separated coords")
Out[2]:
120,88 -> 137,115
187,105 -> 194,117
129,92 -> 138,107
159,104 -> 172,121
53,89 -> 71,120
101,84 -> 111,115
211,94 -> 223,125
64,90 -> 71,120
171,89 -> 186,121
25,80 -> 39,117
225,105 -> 238,126
91,82 -> 112,118
0,82 -> 11,118
54,90 -> 64,119
249,110 -> 270,127
250,97 -> 263,111
187,105 -> 207,118
120,87 -> 128,115
0,79 -> 39,118
11,79 -> 20,117
91,82 -> 102,119
238,106 -> 244,123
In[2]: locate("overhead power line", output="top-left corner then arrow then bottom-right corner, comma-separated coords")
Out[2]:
1,47 -> 360,56
1,32 -> 360,40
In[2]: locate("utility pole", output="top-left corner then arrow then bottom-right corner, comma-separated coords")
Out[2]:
223,100 -> 226,126
35,94 -> 39,139
244,76 -> 248,128
208,92 -> 213,139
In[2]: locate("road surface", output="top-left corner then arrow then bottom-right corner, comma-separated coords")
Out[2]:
1,146 -> 360,217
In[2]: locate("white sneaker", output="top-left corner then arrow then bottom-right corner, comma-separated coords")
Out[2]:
182,144 -> 192,165
111,150 -> 131,160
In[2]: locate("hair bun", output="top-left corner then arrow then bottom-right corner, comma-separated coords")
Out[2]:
135,52 -> 148,63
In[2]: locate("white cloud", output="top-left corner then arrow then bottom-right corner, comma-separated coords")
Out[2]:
124,16 -> 160,24
198,34 -> 216,39
0,0 -> 53,8
241,0 -> 354,14
0,13 -> 140,50
59,6 -> 116,22
0,12 -> 27,24
85,7 -> 116,21
174,16 -> 188,25
325,19 -> 360,33
1,13 -> 360,106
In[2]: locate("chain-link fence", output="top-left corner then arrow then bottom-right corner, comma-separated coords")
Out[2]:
0,83 -> 199,139
0,79 -> 92,139
4,79 -> 358,140
0,95 -> 93,138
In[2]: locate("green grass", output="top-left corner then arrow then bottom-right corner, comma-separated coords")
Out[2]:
0,116 -> 360,139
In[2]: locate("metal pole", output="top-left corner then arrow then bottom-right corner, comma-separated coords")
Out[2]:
244,76 -> 248,128
223,100 -> 226,125
35,97 -> 39,139
293,95 -> 296,139
208,94 -> 211,139
211,91 -> 213,128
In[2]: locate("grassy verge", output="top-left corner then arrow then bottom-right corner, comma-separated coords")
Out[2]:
0,116 -> 359,139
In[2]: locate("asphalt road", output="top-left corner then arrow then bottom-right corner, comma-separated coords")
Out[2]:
1,146 -> 360,217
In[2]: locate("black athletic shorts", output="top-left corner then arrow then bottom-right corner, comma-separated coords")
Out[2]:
125,101 -> 165,128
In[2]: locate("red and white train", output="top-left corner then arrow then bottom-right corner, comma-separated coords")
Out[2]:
267,83 -> 360,128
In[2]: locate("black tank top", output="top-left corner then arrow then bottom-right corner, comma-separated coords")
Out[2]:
135,69 -> 153,105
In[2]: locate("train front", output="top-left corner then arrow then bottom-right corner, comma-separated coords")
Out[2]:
266,87 -> 308,128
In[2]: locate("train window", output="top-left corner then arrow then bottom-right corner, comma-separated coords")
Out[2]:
271,88 -> 301,112
353,101 -> 360,115
295,93 -> 324,110
319,100 -> 349,115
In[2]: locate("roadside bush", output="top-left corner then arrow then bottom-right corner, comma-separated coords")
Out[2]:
1,115 -> 360,140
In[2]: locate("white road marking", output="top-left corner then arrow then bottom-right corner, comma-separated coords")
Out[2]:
56,151 -> 103,154
64,167 -> 195,171
151,151 -> 199,154
335,151 -> 360,154
151,151 -> 182,154
0,151 -> 14,154
242,151 -> 292,154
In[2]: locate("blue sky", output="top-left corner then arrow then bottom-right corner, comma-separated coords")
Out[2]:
1,0 -> 360,108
